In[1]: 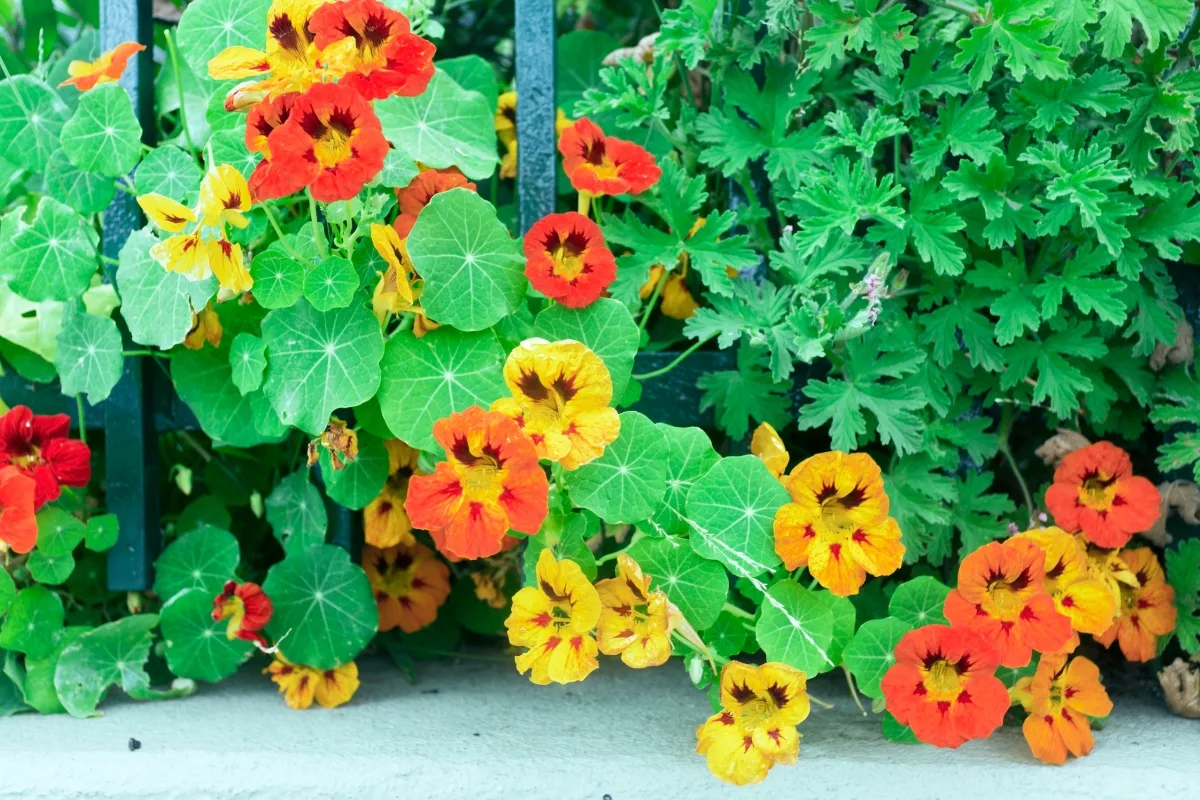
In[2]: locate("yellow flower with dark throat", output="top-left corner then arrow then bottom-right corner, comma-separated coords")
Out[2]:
265,655 -> 359,710
363,540 -> 451,634
1012,527 -> 1117,640
505,549 -> 601,685
595,554 -> 676,668
364,440 -> 423,549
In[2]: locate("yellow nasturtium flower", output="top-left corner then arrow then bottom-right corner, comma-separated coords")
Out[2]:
505,549 -> 601,685
137,194 -> 196,233
369,223 -> 418,321
364,439 -> 422,548
750,421 -> 789,479
1079,533 -> 1139,606
265,655 -> 359,710
494,92 -> 573,180
1011,526 -> 1117,640
595,554 -> 675,668
198,164 -> 252,228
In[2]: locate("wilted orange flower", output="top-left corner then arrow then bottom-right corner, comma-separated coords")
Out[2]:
750,422 -> 789,479
490,339 -> 620,470
522,212 -> 617,308
0,465 -> 37,554
393,167 -> 477,238
1012,527 -> 1117,642
405,406 -> 548,560
183,302 -> 223,350
880,624 -> 1009,749
1045,441 -> 1161,548
363,541 -> 450,633
364,440 -> 422,548
308,0 -> 435,101
558,117 -> 661,197
505,549 -> 601,685
1096,547 -> 1177,662
696,661 -> 809,786
772,451 -> 904,597
59,42 -> 145,92
211,580 -> 273,648
265,655 -> 359,710
1012,652 -> 1113,765
595,554 -> 675,668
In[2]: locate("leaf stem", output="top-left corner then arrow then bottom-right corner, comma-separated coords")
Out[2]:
262,202 -> 315,268
307,189 -> 328,259
638,269 -> 669,334
164,29 -> 199,163
843,665 -> 868,715
998,404 -> 1035,526
75,394 -> 86,446
631,335 -> 713,380
122,350 -> 172,359
721,602 -> 755,620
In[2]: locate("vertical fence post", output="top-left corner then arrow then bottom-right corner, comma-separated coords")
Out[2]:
515,0 -> 556,233
102,0 -> 158,591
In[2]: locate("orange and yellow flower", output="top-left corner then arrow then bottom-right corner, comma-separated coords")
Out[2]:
639,266 -> 699,319
364,439 -> 422,548
59,42 -> 145,92
369,224 -> 425,324
1079,535 -> 1139,606
363,541 -> 451,634
0,465 -> 37,554
505,549 -> 601,685
495,91 -> 518,179
1012,652 -> 1113,765
880,624 -> 1009,749
309,0 -> 435,101
265,655 -> 360,710
772,451 -> 904,597
750,422 -> 789,480
404,406 -> 548,560
1096,547 -> 1177,662
1012,527 -> 1117,643
696,661 -> 809,786
558,117 -> 661,197
211,580 -> 273,648
490,338 -> 620,470
522,212 -> 617,309
595,554 -> 676,668
1044,441 -> 1161,548
393,167 -> 477,238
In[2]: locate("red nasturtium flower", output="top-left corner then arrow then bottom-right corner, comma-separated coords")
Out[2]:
58,41 -> 145,92
393,167 -> 477,238
362,541 -> 451,634
0,466 -> 37,554
944,539 -> 1074,668
0,406 -> 91,509
522,212 -> 617,308
1044,441 -> 1161,548
211,580 -> 274,648
558,117 -> 661,196
880,624 -> 1009,749
1096,547 -> 1177,662
309,0 -> 435,101
1012,652 -> 1113,765
404,406 -> 548,560
244,92 -> 299,200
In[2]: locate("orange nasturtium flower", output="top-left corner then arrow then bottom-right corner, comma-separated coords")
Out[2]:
309,0 -> 435,101
505,549 -> 601,685
392,167 -> 477,238
880,624 -> 1009,749
696,661 -> 810,786
0,465 -> 38,554
1011,527 -> 1117,642
58,42 -> 145,92
595,554 -> 676,668
558,117 -> 661,197
772,451 -> 904,597
244,92 -> 299,200
1044,441 -> 1161,549
364,440 -> 422,548
1096,547 -> 1177,662
363,541 -> 451,634
265,655 -> 360,710
750,421 -> 789,479
1012,652 -> 1113,765
490,338 -> 621,470
944,539 -> 1074,668
640,266 -> 699,320
522,212 -> 618,309
211,580 -> 273,648
405,406 -> 549,560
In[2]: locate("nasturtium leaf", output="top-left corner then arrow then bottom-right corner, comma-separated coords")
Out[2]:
376,327 -> 507,452
0,197 -> 97,301
626,535 -> 728,629
208,125 -> 261,178
376,70 -> 499,179
177,496 -> 232,536
0,75 -> 70,172
55,308 -> 123,405
568,411 -> 667,524
117,228 -> 217,350
152,526 -> 240,601
704,610 -> 749,659
319,431 -> 389,510
21,627 -> 89,715
0,586 -> 65,659
44,153 -> 116,214
437,54 -> 499,111
888,575 -> 951,627
523,511 -> 599,584
135,145 -> 203,202
650,424 -> 720,536
0,570 -> 14,617
533,298 -> 640,400
54,614 -> 158,718
265,471 -> 328,554
85,513 -> 119,552
250,250 -> 306,309
0,666 -> 25,717
34,507 -> 87,556
229,333 -> 267,395
173,345 -> 289,447
60,84 -> 142,178
261,300 -> 384,435
406,189 -> 526,331
843,616 -> 912,699
27,550 -> 75,585
996,659 -> 1038,689
303,255 -> 359,311
882,710 -> 919,743
263,544 -> 378,669
755,581 -> 836,677
160,588 -> 252,682
374,149 -> 419,188
686,455 -> 788,578
821,591 -> 857,665
353,395 -> 397,440
176,0 -> 272,76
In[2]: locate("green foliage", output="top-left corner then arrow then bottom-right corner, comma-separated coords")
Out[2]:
1166,539 -> 1200,655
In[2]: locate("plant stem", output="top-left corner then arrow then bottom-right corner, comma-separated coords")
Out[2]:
843,665 -> 868,715
75,394 -> 86,446
808,692 -> 835,710
164,29 -> 199,162
632,335 -> 713,380
122,349 -> 171,359
998,404 -> 1035,525
721,602 -> 755,620
99,255 -> 120,266
307,190 -> 328,258
262,203 -> 315,268
929,0 -> 983,21
638,269 -> 669,334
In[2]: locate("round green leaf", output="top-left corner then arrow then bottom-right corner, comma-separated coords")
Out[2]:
844,617 -> 913,699
686,455 -> 788,578
35,507 -> 87,556
55,308 -> 123,405
135,145 -> 203,202
626,535 -> 728,629
0,197 -> 97,301
303,255 -> 358,311
28,550 -> 75,585
755,581 -> 835,677
523,511 -> 599,584
568,411 -> 667,524
821,591 -> 857,666
209,125 -> 261,178
0,586 -> 65,659
85,513 -> 119,552
533,298 -> 639,401
55,614 -> 158,718
888,576 -> 951,628
21,627 -> 89,714
229,332 -> 266,396
0,570 -> 15,617
44,152 -> 116,214
376,327 -> 507,452
261,300 -> 385,435
704,610 -> 750,659
250,250 -> 306,309
882,710 -> 919,743
152,526 -> 240,602
373,149 -> 419,189
0,75 -> 69,171
320,431 -> 389,510
407,188 -> 526,331
176,0 -> 272,76
437,54 -> 499,110
173,345 -> 289,447
265,471 -> 328,554
161,588 -> 253,682
650,424 -> 719,536
60,84 -> 142,178
263,544 -> 378,669
117,228 -> 217,350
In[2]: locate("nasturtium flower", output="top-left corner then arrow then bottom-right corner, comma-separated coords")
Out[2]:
1096,547 -> 1177,662
369,223 -> 421,323
490,338 -> 620,470
149,232 -> 208,280
595,554 -> 676,668
1012,527 -> 1117,639
696,661 -> 809,786
880,624 -> 1009,749
363,540 -> 451,634
523,212 -> 617,308
0,406 -> 91,509
211,580 -> 273,648
198,165 -> 252,229
207,237 -> 253,297
245,92 -> 299,200
393,166 -> 476,238
1012,652 -> 1113,765
59,41 -> 145,92
750,421 -> 788,479
364,439 -> 422,548
558,117 -> 661,197
1079,535 -> 1139,606
309,0 -> 435,101
0,465 -> 37,554
772,451 -> 904,597
137,194 -> 196,233
495,91 -> 518,178
183,302 -> 224,351
944,539 -> 1073,668
266,656 -> 360,710
405,406 -> 548,560
1044,441 -> 1161,548
505,549 -> 601,685
639,266 -> 699,320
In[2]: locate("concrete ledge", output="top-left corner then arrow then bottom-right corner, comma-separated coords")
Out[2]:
1,657 -> 1196,799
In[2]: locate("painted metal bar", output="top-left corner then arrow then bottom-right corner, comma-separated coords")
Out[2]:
514,0 -> 556,233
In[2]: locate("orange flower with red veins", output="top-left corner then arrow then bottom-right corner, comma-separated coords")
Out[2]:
392,167 -> 477,238
309,0 -> 435,101
266,656 -> 359,710
363,541 -> 451,634
1096,547 -> 1177,661
1012,527 -> 1117,642
880,624 -> 1009,749
59,42 -> 145,92
504,549 -> 601,685
522,212 -> 617,308
262,82 -> 388,203
1012,653 -> 1113,765
1044,441 -> 1161,548
211,580 -> 274,648
944,539 -> 1074,668
772,451 -> 904,597
558,117 -> 661,196
244,92 -> 300,200
0,466 -> 37,554
404,406 -> 548,560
